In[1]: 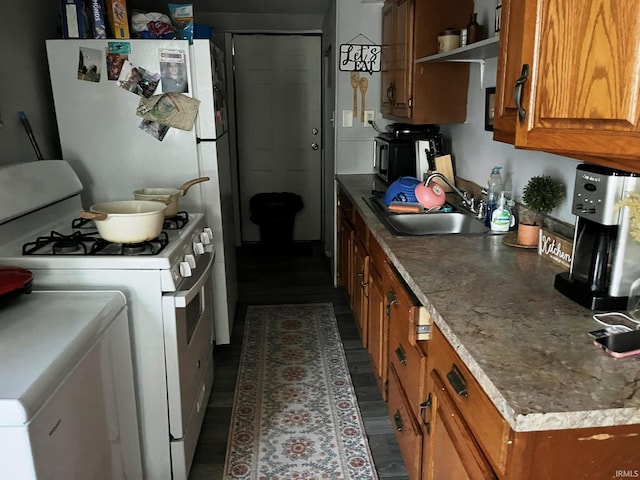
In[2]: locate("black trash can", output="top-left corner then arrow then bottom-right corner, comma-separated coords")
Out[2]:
249,192 -> 304,248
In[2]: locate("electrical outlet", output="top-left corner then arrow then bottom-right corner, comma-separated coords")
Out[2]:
364,110 -> 375,126
342,110 -> 353,127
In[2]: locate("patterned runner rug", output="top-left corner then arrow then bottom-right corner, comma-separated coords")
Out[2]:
223,303 -> 379,480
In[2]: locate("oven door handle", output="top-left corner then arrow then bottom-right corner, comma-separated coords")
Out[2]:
170,250 -> 215,308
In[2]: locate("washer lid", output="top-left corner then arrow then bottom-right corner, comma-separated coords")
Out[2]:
0,290 -> 126,425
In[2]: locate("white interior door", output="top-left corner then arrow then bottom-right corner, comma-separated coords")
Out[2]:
233,34 -> 322,243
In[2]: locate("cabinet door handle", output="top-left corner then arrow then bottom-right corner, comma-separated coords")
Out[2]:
387,83 -> 395,103
395,345 -> 407,365
446,364 -> 468,398
420,392 -> 433,434
514,64 -> 529,123
385,290 -> 397,315
393,410 -> 403,431
386,290 -> 397,305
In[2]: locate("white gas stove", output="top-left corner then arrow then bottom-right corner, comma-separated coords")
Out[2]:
0,161 -> 215,480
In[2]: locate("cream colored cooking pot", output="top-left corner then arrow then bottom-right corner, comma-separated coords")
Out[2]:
79,200 -> 167,243
133,177 -> 210,217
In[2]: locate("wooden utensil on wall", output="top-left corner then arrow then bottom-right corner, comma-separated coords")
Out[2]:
350,72 -> 360,118
359,77 -> 368,123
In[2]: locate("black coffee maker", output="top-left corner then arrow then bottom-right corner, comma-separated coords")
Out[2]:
554,164 -> 640,310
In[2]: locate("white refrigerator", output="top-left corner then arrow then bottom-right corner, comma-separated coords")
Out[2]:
45,38 -> 237,344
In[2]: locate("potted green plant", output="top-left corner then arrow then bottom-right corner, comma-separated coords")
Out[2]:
518,175 -> 565,246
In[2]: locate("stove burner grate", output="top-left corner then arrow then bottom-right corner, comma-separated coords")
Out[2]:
23,231 -> 99,255
164,212 -> 189,230
72,212 -> 189,232
22,230 -> 170,256
89,231 -> 169,255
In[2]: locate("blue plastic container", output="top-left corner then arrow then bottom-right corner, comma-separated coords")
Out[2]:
383,176 -> 421,205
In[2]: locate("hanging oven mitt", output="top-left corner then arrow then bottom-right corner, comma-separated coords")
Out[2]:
136,93 -> 200,131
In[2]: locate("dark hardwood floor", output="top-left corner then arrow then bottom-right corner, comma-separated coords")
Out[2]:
188,241 -> 409,479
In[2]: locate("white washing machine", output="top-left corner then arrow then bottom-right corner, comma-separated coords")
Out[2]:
0,290 -> 142,479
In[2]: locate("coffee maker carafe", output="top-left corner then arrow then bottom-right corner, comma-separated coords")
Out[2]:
554,164 -> 640,310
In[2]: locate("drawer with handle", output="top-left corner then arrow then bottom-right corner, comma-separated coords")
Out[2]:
388,300 -> 428,422
429,325 -> 512,476
388,363 -> 423,480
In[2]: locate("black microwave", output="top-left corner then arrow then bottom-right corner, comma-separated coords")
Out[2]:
374,134 -> 420,184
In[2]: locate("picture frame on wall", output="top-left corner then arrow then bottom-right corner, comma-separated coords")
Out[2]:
485,87 -> 496,131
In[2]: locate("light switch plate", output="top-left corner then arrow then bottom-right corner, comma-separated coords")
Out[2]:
342,110 -> 353,127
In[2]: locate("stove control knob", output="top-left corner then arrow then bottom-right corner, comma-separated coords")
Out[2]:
179,261 -> 192,277
193,241 -> 205,255
200,231 -> 211,245
185,254 -> 197,269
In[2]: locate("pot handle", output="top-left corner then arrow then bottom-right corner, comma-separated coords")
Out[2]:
79,211 -> 108,221
150,197 -> 172,205
179,176 -> 210,196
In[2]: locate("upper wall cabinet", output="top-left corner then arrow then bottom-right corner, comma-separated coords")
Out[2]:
381,0 -> 414,118
381,0 -> 472,124
494,0 -> 640,173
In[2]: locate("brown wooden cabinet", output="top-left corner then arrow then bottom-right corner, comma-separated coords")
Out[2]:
424,324 -> 640,480
388,363 -> 424,479
378,246 -> 428,480
492,0 -> 524,145
366,234 -> 389,399
352,231 -> 369,345
337,180 -> 640,480
381,0 -> 471,124
424,370 -> 497,480
338,187 -> 371,346
381,0 -> 414,118
426,326 -> 510,478
494,0 -> 640,173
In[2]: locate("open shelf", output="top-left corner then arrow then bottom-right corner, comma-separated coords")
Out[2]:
416,36 -> 499,63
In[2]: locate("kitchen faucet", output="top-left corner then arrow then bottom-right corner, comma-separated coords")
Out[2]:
423,172 -> 475,212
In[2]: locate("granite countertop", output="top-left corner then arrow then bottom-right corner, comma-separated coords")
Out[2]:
336,174 -> 640,432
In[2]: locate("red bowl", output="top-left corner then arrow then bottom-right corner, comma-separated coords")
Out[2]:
0,267 -> 33,296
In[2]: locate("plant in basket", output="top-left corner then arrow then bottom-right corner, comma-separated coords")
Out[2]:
518,175 -> 565,246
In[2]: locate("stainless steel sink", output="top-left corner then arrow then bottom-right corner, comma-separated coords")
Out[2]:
364,196 -> 489,236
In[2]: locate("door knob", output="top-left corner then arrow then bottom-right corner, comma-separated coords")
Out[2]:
311,143 -> 319,150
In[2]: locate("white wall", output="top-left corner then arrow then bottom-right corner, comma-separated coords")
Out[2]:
334,0 -> 388,174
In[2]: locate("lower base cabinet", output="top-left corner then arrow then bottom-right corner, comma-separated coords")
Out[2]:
337,187 -> 640,480
388,364 -> 423,480
425,324 -> 640,479
424,370 -> 496,480
367,257 -> 388,399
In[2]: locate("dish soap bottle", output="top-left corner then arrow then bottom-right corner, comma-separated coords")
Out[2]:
485,166 -> 504,227
490,192 -> 513,232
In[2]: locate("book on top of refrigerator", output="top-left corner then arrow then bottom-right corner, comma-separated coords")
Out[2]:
60,0 -> 90,38
88,0 -> 107,39
106,0 -> 130,39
